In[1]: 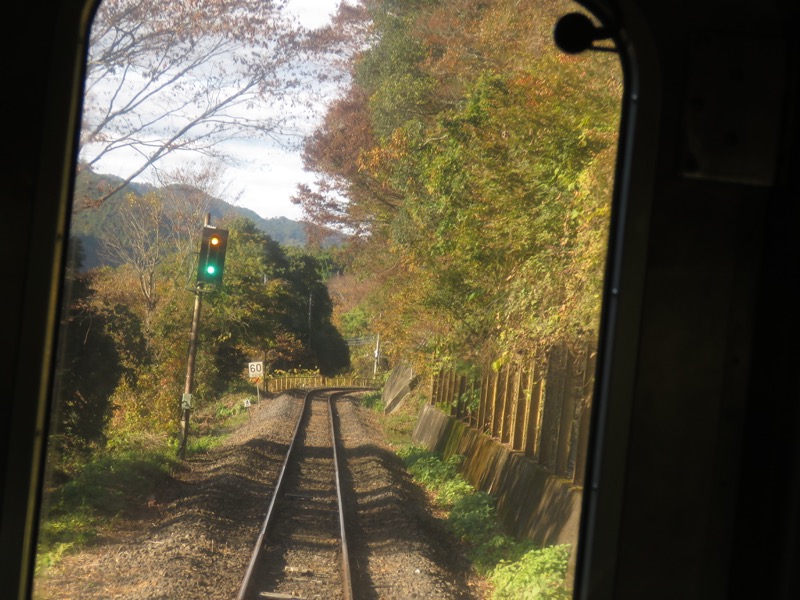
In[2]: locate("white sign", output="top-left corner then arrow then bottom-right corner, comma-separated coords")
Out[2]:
243,399 -> 251,408
248,362 -> 264,378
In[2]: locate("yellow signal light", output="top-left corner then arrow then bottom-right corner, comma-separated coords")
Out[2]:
197,226 -> 229,284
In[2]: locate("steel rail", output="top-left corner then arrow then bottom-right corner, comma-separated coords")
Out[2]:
328,390 -> 354,600
236,388 -> 312,600
237,388 -> 356,600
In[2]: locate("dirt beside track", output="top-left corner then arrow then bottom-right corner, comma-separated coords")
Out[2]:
34,391 -> 484,599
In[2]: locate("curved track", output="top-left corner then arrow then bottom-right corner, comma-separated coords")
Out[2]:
237,389 -> 354,600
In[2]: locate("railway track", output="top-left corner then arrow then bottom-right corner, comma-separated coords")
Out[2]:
237,389 -> 354,600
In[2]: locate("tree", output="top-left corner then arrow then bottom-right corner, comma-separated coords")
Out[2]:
155,160 -> 236,259
99,191 -> 167,313
80,0 -> 311,203
98,160 -> 237,315
284,251 -> 350,374
293,84 -> 399,237
51,240 -> 125,453
200,218 -> 350,388
295,0 -> 623,365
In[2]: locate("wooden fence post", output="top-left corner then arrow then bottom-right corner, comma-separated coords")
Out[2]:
486,370 -> 495,434
439,369 -> 446,407
447,368 -> 457,414
527,356 -> 545,459
521,357 -> 535,456
439,369 -> 450,410
454,374 -> 463,418
500,365 -> 514,444
506,365 -> 517,447
468,376 -> 478,426
492,367 -> 503,438
555,346 -> 577,476
451,369 -> 458,410
512,364 -> 527,451
573,341 -> 597,485
538,345 -> 566,470
478,371 -> 489,433
449,370 -> 456,410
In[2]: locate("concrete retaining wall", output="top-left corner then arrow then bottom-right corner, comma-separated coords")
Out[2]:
412,403 -> 583,570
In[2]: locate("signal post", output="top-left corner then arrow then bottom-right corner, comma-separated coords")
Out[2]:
178,215 -> 229,459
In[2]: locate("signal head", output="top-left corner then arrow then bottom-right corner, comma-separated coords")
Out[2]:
197,226 -> 229,285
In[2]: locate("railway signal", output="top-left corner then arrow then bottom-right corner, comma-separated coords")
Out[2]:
197,226 -> 229,285
180,217 -> 228,459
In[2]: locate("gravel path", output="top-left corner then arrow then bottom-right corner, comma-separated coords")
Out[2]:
34,391 -> 484,599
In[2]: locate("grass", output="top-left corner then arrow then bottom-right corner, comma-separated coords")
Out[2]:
359,390 -> 384,411
39,384 -> 571,599
359,388 -> 426,446
36,435 -> 178,573
36,391 -> 255,573
358,387 -> 572,598
490,545 -> 571,600
397,445 -> 572,599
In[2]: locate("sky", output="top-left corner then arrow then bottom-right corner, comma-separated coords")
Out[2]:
84,0 -> 345,222
221,0 -> 344,221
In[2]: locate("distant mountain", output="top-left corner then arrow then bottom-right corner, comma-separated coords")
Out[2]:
69,168 -> 344,270
205,199 -> 309,247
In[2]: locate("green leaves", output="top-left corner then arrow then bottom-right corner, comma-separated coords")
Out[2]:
297,0 -> 622,363
68,209 -> 350,443
398,446 -> 571,593
202,218 -> 350,381
490,545 -> 572,599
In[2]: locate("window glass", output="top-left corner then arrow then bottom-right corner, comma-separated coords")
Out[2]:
34,0 -> 622,597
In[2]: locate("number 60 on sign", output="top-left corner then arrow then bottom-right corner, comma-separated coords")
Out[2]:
248,361 -> 263,381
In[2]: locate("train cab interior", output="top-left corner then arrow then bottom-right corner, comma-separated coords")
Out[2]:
2,0 -> 799,598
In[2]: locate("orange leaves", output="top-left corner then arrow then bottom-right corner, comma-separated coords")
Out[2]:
358,127 -> 409,174
295,0 -> 623,362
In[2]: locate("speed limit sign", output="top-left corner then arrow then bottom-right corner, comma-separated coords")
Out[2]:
248,361 -> 263,380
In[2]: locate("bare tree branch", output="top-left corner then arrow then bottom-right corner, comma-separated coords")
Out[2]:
79,0 -> 320,205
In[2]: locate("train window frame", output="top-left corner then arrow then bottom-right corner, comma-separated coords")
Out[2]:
572,3 -> 657,597
3,0 -> 652,598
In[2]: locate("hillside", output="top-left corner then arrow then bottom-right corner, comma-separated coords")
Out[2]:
70,168 -> 343,270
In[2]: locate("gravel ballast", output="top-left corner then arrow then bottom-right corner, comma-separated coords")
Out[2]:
34,391 -> 484,599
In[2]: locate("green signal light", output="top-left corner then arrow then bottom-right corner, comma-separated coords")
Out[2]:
197,226 -> 228,284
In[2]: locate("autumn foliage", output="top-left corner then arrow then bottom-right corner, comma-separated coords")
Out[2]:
294,0 -> 623,368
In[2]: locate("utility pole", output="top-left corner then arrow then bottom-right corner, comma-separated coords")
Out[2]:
308,291 -> 313,344
178,213 -> 211,459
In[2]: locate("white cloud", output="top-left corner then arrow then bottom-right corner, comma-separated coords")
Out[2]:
220,141 -> 316,219
84,0 -> 344,222
286,0 -> 341,30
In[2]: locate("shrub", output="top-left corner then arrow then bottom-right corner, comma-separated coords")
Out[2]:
360,390 -> 384,411
36,436 -> 177,573
490,544 -> 572,599
398,446 -> 573,597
